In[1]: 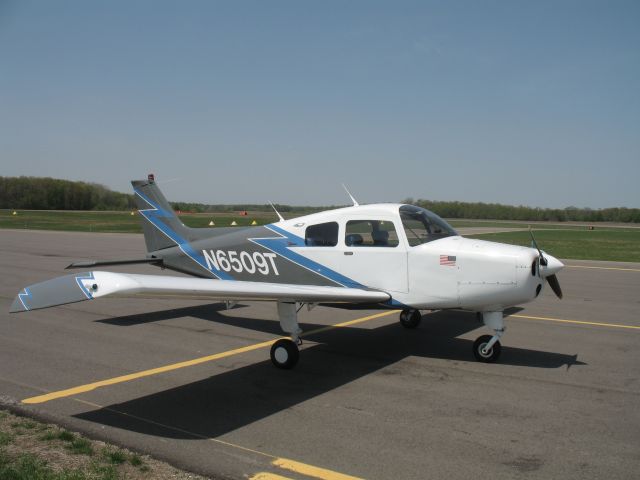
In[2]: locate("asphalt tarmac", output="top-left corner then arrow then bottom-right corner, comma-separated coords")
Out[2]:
1,229 -> 639,480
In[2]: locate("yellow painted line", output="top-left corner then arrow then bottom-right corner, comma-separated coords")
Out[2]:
566,265 -> 640,272
250,473 -> 294,480
273,457 -> 364,480
22,310 -> 399,404
511,314 -> 640,330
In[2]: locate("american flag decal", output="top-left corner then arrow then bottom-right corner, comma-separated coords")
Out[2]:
440,255 -> 457,266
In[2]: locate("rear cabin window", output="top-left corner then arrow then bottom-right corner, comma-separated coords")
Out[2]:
345,220 -> 399,247
305,222 -> 339,246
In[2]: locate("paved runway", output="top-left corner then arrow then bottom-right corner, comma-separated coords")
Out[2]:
1,229 -> 639,480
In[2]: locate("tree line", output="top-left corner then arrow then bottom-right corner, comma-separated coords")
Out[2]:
0,176 -> 136,211
1,176 -> 638,222
403,198 -> 640,223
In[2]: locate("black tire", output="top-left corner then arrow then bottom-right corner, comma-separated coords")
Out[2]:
400,309 -> 421,329
473,335 -> 501,363
270,339 -> 299,369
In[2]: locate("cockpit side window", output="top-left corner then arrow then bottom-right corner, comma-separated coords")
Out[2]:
345,220 -> 399,247
400,205 -> 457,246
305,222 -> 339,246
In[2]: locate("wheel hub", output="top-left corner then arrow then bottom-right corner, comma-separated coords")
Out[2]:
480,345 -> 492,357
274,346 -> 289,364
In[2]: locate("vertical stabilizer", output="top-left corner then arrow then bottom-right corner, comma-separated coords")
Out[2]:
131,175 -> 191,252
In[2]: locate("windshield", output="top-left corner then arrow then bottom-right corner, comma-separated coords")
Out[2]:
399,205 -> 458,246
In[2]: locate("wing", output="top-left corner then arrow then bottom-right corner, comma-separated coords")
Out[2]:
9,271 -> 391,313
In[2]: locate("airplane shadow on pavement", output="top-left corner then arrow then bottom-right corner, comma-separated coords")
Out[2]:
77,305 -> 585,439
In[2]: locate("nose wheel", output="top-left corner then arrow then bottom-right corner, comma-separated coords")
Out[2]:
399,309 -> 421,329
270,339 -> 300,369
473,335 -> 502,362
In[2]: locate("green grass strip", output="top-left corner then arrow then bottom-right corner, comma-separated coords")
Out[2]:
467,230 -> 640,262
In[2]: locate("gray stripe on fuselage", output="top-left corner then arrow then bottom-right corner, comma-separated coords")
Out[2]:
154,226 -> 341,287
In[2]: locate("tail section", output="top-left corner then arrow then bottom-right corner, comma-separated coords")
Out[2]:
132,175 -> 191,252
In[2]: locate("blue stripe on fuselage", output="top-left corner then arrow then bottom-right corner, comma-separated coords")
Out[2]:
252,224 -> 366,288
134,193 -> 375,290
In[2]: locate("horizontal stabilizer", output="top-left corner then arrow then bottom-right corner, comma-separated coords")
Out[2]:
66,258 -> 162,269
10,271 -> 391,313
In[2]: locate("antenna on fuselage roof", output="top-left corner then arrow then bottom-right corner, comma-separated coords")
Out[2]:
269,202 -> 285,222
342,184 -> 359,207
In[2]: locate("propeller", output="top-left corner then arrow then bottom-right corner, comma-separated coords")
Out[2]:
529,228 -> 563,299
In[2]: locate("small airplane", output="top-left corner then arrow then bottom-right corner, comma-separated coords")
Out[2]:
10,174 -> 564,368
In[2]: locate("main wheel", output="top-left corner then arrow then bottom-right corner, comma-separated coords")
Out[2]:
270,339 -> 299,369
400,309 -> 421,329
473,335 -> 501,363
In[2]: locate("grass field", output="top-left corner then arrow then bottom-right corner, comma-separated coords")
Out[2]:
0,409 -> 204,480
2,210 -> 639,262
0,209 -> 279,233
466,229 -> 640,263
449,219 -> 639,231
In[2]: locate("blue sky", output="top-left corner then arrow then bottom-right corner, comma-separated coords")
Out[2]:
1,1 -> 638,208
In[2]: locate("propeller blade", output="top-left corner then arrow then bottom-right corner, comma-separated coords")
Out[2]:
546,274 -> 563,299
529,228 -> 547,266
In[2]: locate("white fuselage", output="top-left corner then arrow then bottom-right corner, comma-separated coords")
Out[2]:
278,203 -> 561,312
